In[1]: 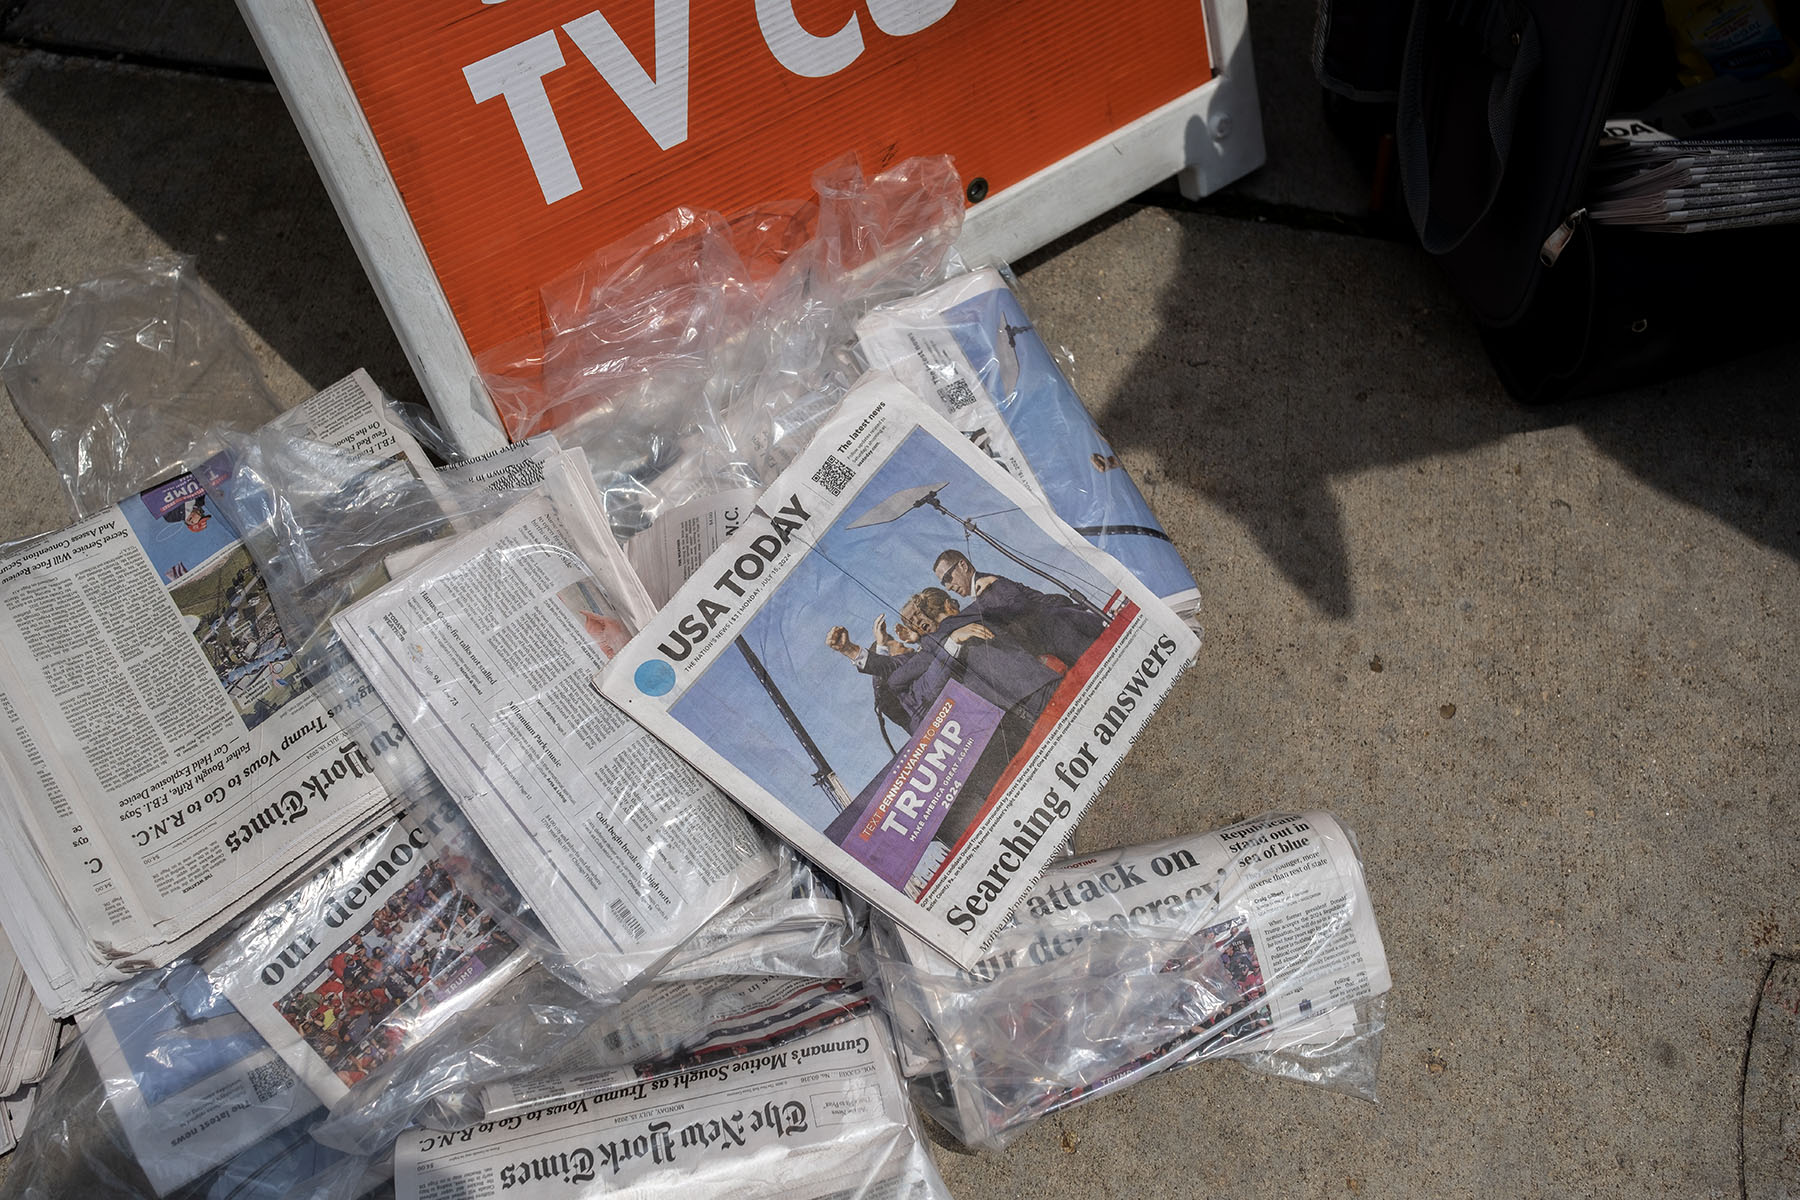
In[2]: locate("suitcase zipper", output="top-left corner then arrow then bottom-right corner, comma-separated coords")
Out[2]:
1539,207 -> 1587,266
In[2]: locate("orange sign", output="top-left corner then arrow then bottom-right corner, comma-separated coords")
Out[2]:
310,0 -> 1212,365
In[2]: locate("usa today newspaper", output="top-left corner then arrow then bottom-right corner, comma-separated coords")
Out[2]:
603,374 -> 1200,968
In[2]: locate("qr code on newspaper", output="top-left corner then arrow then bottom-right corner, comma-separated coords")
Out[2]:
811,454 -> 855,498
248,1058 -> 296,1103
939,378 -> 977,413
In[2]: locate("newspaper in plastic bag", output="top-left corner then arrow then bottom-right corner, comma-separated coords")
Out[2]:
332,450 -> 776,1000
0,377 -> 421,1016
0,966 -> 359,1200
76,963 -> 323,1195
203,795 -> 531,1107
396,1010 -> 952,1200
856,267 -> 1200,621
604,373 -> 1200,967
869,811 -> 1391,1147
478,975 -> 870,1122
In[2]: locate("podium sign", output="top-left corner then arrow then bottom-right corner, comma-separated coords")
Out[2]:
240,0 -> 1263,452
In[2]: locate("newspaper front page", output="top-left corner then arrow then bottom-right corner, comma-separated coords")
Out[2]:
879,811 -> 1390,1144
604,374 -> 1200,968
398,1012 -> 949,1200
333,456 -> 774,997
0,375 -> 417,1015
205,799 -> 528,1105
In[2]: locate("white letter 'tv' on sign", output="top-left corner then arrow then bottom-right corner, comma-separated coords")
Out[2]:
465,1 -> 691,205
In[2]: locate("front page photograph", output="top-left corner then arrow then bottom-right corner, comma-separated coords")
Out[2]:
605,376 -> 1200,966
206,803 -> 528,1104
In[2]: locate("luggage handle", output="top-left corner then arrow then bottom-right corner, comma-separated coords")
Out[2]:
1396,0 -> 1543,255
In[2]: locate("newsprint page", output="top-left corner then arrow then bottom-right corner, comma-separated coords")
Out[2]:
332,455 -> 775,997
605,375 -> 1200,967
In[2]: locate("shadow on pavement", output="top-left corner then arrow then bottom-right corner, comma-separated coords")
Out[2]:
1025,207 -> 1800,620
1,45 -> 422,404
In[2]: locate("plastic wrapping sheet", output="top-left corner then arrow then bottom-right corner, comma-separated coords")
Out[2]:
475,158 -> 966,593
867,812 -> 1391,1148
203,411 -> 506,803
0,963 -> 354,1200
391,1008 -> 952,1200
655,844 -> 857,985
855,266 -> 1201,623
1232,992 -> 1387,1099
714,156 -> 967,487
489,205 -> 756,443
0,258 -> 280,521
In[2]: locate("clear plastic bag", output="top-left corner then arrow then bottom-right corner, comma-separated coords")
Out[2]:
1232,991 -> 1387,1100
304,968 -> 866,1161
654,844 -> 858,984
714,155 -> 967,487
0,962 -> 349,1200
867,812 -> 1391,1148
474,157 -> 967,604
203,409 -> 506,804
855,265 -> 1201,623
0,258 -> 280,521
209,801 -> 529,1072
472,974 -> 873,1123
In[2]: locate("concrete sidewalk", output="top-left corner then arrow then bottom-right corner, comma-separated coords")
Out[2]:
3,2 -> 1798,1197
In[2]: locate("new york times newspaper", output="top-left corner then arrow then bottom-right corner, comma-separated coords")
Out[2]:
397,1012 -> 951,1200
604,375 -> 1200,968
0,373 -> 420,1015
871,812 -> 1391,1146
206,799 -> 528,1104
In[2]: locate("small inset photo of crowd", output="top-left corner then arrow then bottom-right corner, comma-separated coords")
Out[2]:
271,854 -> 517,1088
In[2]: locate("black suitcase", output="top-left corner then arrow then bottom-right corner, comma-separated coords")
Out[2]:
1317,0 -> 1800,403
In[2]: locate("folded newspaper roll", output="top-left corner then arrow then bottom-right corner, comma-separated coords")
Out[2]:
604,373 -> 1201,968
397,1011 -> 952,1200
870,811 -> 1391,1148
333,451 -> 776,999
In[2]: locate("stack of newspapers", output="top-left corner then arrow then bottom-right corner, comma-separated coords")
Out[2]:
0,192 -> 1394,1198
1589,102 -> 1800,232
0,373 -> 424,1016
0,928 -> 63,1155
